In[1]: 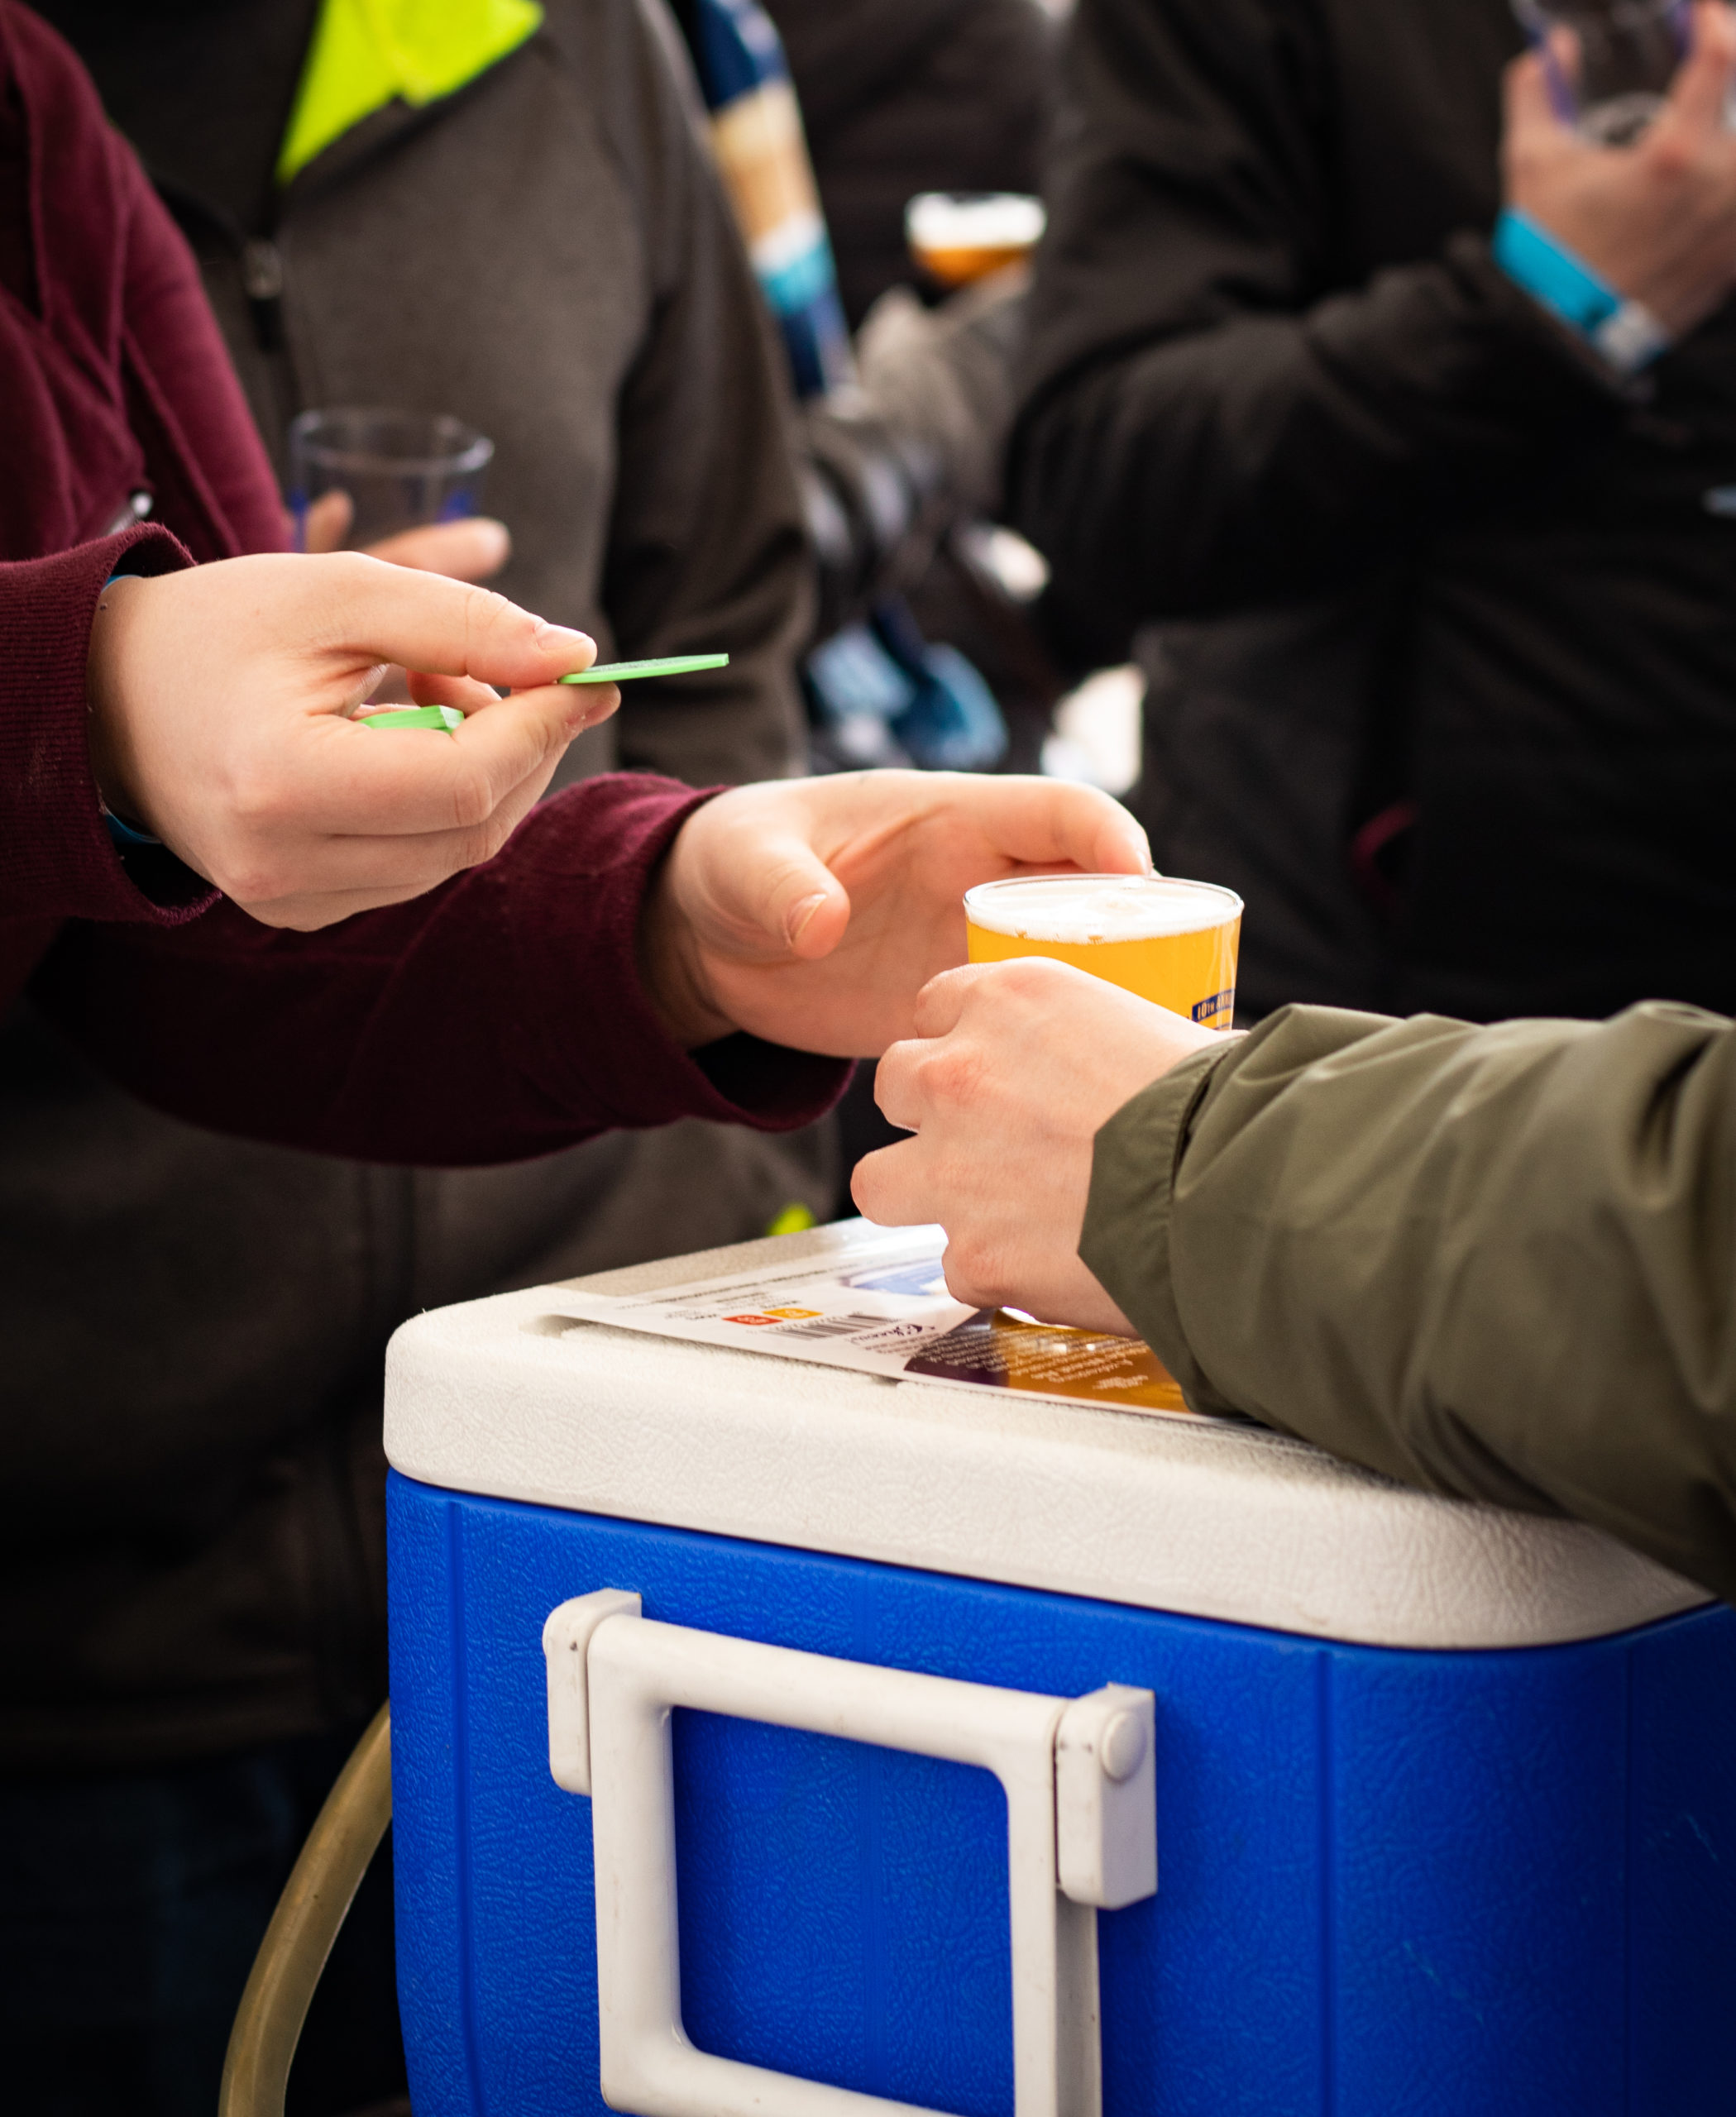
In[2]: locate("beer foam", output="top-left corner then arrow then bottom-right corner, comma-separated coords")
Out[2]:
964,875 -> 1239,944
905,192 -> 1047,254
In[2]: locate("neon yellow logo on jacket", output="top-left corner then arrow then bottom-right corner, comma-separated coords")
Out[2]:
279,0 -> 543,184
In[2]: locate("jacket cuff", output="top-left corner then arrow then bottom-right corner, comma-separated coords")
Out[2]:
1490,209 -> 1670,377
1079,1039 -> 1241,1412
1447,231 -> 1641,404
0,527 -> 217,927
512,780 -> 851,1137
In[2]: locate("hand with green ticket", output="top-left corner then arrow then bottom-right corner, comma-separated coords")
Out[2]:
85,553 -> 618,929
361,654 -> 729,730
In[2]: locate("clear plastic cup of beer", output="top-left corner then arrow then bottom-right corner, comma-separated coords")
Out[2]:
905,192 -> 1046,290
963,873 -> 1243,1029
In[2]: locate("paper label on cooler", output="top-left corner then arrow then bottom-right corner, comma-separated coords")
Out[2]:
549,1227 -> 1241,1424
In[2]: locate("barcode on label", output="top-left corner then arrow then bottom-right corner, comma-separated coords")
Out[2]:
771,1312 -> 891,1340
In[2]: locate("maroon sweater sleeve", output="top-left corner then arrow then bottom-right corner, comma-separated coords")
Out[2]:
0,526 -> 215,947
31,772 -> 849,1164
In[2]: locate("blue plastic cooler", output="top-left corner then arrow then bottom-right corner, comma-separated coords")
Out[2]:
383,1224 -> 1736,2117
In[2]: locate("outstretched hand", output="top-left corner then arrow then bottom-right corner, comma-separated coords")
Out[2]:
853,957 -> 1225,1330
86,553 -> 619,929
641,771 -> 1153,1056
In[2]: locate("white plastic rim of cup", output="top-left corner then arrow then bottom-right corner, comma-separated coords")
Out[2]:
963,872 -> 1243,944
905,193 -> 1047,276
1512,0 -> 1691,144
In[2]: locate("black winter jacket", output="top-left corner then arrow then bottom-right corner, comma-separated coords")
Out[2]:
1015,0 -> 1736,1025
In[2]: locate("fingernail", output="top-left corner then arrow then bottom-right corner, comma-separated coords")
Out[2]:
786,891 -> 830,946
567,684 -> 619,731
537,621 -> 596,657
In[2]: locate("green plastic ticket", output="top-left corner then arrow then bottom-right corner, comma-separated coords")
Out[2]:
559,653 -> 730,684
357,705 -> 466,732
358,655 -> 729,732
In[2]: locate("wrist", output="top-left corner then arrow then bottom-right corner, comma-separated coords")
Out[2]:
1492,206 -> 1671,375
85,573 -> 154,831
636,845 -> 735,1049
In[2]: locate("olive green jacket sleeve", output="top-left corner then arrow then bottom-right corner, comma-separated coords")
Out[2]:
1079,1002 -> 1736,1601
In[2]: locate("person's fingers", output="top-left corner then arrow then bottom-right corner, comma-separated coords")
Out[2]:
932,773 -> 1151,877
299,490 -> 354,554
400,671 -> 508,714
302,553 -> 598,690
361,518 -> 512,581
213,723 -> 569,909
706,824 -> 854,957
264,681 -> 586,840
236,748 -> 567,906
870,1040 -> 927,1132
562,678 -> 621,734
397,668 -> 620,730
909,963 -> 987,1039
1504,46 -> 1569,145
1667,1 -> 1736,139
849,1136 -> 930,1226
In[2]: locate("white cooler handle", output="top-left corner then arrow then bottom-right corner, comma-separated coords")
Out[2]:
544,1592 -> 1156,2117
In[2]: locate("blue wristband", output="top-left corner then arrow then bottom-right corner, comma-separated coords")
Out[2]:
103,808 -> 163,849
94,569 -> 164,848
1492,207 -> 1671,374
1492,207 -> 1621,333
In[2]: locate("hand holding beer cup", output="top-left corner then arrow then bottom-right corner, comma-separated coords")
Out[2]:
853,951 -> 1227,1330
853,871 -> 1245,1328
638,770 -> 1153,1056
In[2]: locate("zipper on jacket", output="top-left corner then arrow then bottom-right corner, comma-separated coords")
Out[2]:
242,237 -> 287,353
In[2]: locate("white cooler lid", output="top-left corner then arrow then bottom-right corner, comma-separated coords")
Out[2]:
384,1221 -> 1707,1651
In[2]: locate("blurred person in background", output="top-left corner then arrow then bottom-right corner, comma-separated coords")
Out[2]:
772,0 -> 1072,777
762,0 -> 1059,328
1015,0 -> 1736,1026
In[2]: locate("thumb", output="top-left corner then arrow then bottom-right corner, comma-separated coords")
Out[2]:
299,490 -> 354,555
720,829 -> 852,959
362,517 -> 513,581
768,837 -> 853,958
1666,0 -> 1736,139
1504,46 -> 1572,145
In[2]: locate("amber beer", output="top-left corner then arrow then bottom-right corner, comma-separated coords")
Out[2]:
905,192 -> 1046,289
964,874 -> 1242,1028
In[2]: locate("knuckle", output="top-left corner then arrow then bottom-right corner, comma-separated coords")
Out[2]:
216,851 -> 287,905
921,1040 -> 985,1109
461,582 -> 516,656
475,810 -> 520,864
849,1158 -> 886,1217
223,763 -> 286,833
945,1237 -> 1009,1310
1647,132 -> 1699,183
447,764 -> 499,833
998,954 -> 1069,1002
